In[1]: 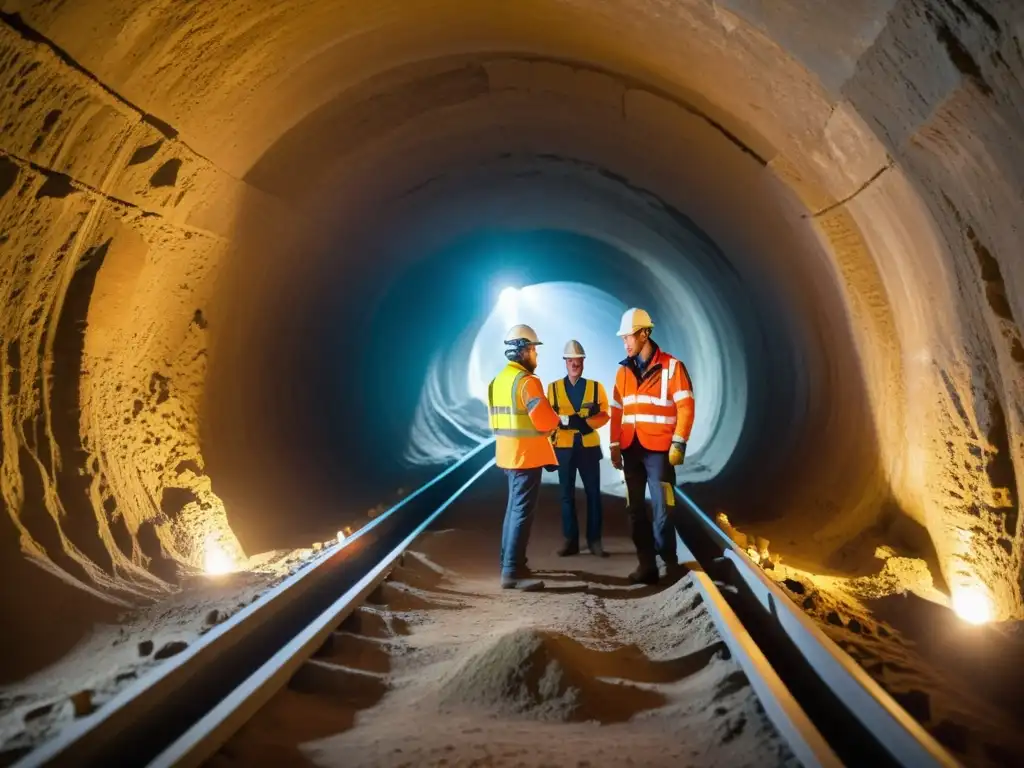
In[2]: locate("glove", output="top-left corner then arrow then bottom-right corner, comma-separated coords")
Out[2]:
544,464 -> 558,473
610,445 -> 623,470
668,440 -> 687,466
567,414 -> 589,431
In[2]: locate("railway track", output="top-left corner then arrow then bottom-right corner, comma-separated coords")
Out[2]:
16,443 -> 962,768
669,489 -> 961,768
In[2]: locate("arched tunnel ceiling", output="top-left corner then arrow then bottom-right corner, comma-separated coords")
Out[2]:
1,0 -> 1023,684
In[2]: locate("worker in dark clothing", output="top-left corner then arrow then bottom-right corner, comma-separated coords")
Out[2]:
547,340 -> 610,557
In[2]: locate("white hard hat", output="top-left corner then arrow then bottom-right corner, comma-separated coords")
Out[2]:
616,308 -> 654,336
563,340 -> 586,358
504,324 -> 543,347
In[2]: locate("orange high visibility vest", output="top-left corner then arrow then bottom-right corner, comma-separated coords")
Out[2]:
610,348 -> 694,452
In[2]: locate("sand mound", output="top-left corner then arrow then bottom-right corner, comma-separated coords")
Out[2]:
606,575 -> 722,659
366,582 -> 462,613
436,627 -> 665,723
391,551 -> 448,590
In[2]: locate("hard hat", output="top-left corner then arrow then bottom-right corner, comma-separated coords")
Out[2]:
504,324 -> 543,347
616,308 -> 654,336
563,340 -> 586,359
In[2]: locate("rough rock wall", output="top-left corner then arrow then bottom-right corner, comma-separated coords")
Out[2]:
829,0 -> 1024,617
0,0 -> 1022,624
0,14 -> 286,598
674,0 -> 1024,617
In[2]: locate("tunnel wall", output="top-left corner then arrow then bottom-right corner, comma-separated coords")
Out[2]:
0,1 -> 1022,623
0,15 -> 292,599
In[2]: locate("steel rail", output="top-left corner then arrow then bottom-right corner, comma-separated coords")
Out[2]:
17,440 -> 496,768
673,486 -> 963,768
670,531 -> 842,768
15,439 -> 962,768
149,456 -> 496,767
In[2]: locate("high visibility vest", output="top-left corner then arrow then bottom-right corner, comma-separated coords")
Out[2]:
487,362 -> 558,469
612,349 -> 694,452
547,378 -> 602,449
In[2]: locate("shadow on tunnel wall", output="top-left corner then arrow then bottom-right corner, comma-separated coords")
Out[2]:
1,239 -> 126,683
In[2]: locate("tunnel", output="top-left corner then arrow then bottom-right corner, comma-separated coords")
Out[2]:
1,0 -> 1023,726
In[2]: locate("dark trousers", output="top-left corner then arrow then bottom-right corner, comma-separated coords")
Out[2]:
623,443 -> 677,571
555,444 -> 603,545
501,468 -> 542,577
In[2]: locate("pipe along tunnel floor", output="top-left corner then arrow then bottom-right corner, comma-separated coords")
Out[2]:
210,473 -> 796,768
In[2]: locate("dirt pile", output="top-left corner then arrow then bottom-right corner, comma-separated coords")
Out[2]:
607,574 -> 722,659
437,627 -> 664,723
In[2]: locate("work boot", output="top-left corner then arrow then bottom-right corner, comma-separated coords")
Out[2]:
589,541 -> 609,558
663,561 -> 685,580
628,567 -> 659,585
501,573 -> 545,591
557,540 -> 580,557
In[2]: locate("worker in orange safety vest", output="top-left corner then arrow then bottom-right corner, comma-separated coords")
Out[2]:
487,324 -> 560,591
609,308 -> 695,584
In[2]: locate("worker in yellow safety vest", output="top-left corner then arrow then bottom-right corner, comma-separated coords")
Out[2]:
547,340 -> 610,558
487,324 -> 560,591
609,308 -> 695,585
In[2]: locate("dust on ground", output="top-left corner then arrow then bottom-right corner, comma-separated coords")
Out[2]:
687,506 -> 1024,768
768,548 -> 1024,768
211,492 -> 798,768
0,544 -> 327,765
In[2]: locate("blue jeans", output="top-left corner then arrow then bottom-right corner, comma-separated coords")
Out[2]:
556,444 -> 602,544
623,444 -> 677,571
501,468 -> 542,577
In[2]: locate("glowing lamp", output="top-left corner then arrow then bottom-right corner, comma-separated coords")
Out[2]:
337,530 -> 347,544
952,584 -> 993,625
497,286 -> 519,306
203,535 -> 236,576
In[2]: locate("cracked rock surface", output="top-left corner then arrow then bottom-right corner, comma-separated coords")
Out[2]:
1,5 -> 1023,759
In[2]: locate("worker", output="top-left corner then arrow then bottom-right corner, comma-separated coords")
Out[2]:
609,308 -> 695,585
547,340 -> 610,557
487,324 -> 560,591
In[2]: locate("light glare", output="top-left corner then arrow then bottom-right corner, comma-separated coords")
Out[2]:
498,286 -> 518,307
203,536 -> 236,576
952,585 -> 993,625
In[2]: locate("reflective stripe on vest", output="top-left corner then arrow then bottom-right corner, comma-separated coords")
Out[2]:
622,414 -> 677,424
488,367 -> 546,438
618,352 -> 686,450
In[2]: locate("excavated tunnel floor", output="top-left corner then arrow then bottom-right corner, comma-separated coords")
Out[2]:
210,477 -> 799,768
1,472 -> 1023,766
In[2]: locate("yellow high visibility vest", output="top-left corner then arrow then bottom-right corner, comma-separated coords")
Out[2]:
488,363 -> 546,438
548,377 -> 602,449
488,362 -> 557,469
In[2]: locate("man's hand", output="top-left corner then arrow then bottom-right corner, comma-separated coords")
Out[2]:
567,414 -> 589,431
668,440 -> 686,466
610,444 -> 623,470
